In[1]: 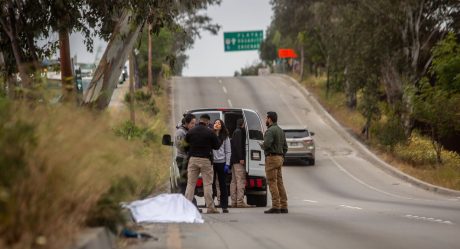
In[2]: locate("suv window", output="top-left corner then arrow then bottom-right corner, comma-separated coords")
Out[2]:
284,130 -> 309,138
244,110 -> 264,140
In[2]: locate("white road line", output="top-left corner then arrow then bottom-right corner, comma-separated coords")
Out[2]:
339,204 -> 363,210
222,86 -> 227,94
227,99 -> 233,107
328,155 -> 419,200
219,79 -> 222,84
303,200 -> 318,203
404,214 -> 454,225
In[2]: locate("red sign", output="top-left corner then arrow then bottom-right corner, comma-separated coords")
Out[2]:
278,49 -> 298,59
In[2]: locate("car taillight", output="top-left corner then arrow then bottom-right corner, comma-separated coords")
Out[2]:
196,178 -> 203,187
246,178 -> 263,188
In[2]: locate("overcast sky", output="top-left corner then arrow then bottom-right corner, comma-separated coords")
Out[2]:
67,0 -> 272,76
182,0 -> 273,77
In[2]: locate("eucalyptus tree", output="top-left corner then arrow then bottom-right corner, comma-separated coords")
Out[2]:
82,0 -> 220,109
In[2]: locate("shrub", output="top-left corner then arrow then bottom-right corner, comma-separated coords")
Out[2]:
394,133 -> 438,166
124,90 -> 152,103
374,116 -> 406,150
145,98 -> 159,115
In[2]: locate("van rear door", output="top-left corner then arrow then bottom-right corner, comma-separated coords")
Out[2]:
242,109 -> 265,177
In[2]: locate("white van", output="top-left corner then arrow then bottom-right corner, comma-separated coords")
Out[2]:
162,108 -> 267,207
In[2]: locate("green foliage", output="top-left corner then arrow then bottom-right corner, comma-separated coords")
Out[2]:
113,120 -> 157,144
430,32 -> 460,93
413,79 -> 460,163
240,62 -> 266,76
86,176 -> 137,232
114,121 -> 147,140
145,98 -> 160,116
374,115 -> 406,150
394,134 -> 439,167
124,90 -> 152,103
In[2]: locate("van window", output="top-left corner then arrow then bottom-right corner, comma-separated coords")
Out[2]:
244,110 -> 264,140
192,112 -> 221,124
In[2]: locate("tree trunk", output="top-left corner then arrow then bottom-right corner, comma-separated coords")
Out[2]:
344,67 -> 357,109
129,52 -> 135,125
381,59 -> 414,137
326,55 -> 330,98
147,24 -> 153,93
0,5 -> 31,88
82,11 -> 143,109
59,28 -> 75,102
300,46 -> 305,81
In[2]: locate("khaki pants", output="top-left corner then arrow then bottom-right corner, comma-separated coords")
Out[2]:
230,163 -> 246,205
265,155 -> 287,209
185,157 -> 215,209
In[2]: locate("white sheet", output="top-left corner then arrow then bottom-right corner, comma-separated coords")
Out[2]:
124,194 -> 204,224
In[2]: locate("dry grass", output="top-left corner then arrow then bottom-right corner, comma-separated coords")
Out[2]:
0,91 -> 170,249
297,74 -> 460,191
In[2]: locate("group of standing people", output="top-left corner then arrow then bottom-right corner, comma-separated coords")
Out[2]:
174,111 -> 289,214
175,114 -> 252,214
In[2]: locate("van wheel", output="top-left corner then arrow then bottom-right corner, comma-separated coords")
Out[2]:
247,193 -> 267,207
310,159 -> 315,166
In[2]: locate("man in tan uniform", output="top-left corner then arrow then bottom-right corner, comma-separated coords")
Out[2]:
262,111 -> 288,214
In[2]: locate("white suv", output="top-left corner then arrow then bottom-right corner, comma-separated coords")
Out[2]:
282,126 -> 316,165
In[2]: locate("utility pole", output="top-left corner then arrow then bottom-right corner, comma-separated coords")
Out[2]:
129,52 -> 136,125
147,24 -> 153,93
59,28 -> 75,102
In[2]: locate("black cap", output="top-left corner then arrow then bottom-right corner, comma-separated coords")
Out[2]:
267,111 -> 278,123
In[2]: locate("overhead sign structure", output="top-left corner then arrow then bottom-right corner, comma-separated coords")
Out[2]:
278,49 -> 298,59
224,30 -> 263,52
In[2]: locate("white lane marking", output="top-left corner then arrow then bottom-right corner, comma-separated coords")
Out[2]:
219,79 -> 222,84
303,200 -> 318,203
227,99 -> 233,107
222,86 -> 227,94
279,93 -> 304,124
328,155 -> 418,200
404,215 -> 454,225
339,204 -> 362,210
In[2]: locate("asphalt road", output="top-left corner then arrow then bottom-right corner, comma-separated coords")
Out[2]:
133,75 -> 460,249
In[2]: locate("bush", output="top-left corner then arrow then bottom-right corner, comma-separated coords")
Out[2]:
145,98 -> 159,115
113,120 -> 157,144
394,133 -> 438,166
373,116 -> 406,150
124,90 -> 152,103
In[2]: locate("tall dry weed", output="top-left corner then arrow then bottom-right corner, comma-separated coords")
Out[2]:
0,102 -> 169,249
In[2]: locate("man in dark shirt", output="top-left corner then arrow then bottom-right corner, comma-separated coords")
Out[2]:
230,119 -> 254,208
262,111 -> 288,214
185,114 -> 221,213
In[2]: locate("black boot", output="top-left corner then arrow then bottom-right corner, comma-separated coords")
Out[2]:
264,208 -> 281,214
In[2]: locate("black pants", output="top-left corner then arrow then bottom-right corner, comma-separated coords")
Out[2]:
176,156 -> 197,206
213,162 -> 229,209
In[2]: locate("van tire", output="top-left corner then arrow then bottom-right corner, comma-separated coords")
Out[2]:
247,193 -> 267,207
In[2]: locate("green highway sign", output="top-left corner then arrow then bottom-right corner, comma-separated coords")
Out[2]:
224,30 -> 263,52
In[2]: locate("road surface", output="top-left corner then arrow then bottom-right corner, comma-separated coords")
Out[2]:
133,75 -> 460,249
